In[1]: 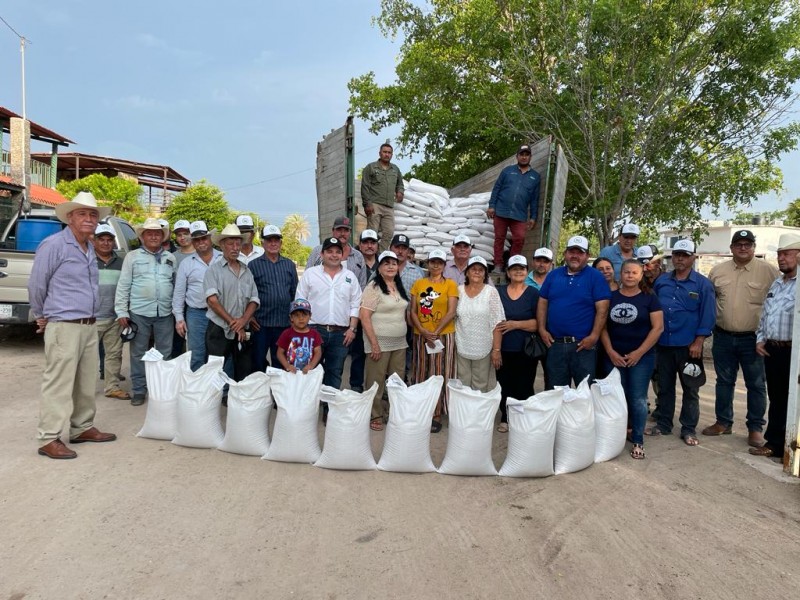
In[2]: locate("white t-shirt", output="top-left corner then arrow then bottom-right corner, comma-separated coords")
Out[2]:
455,284 -> 506,359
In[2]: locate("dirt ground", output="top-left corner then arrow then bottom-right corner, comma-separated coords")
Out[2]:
1,325 -> 798,600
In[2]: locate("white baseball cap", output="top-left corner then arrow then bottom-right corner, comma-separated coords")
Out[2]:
261,224 -> 282,238
378,250 -> 398,263
94,223 -> 116,237
566,235 -> 589,252
428,248 -> 447,262
636,246 -> 654,260
158,218 -> 169,229
621,223 -> 640,236
172,219 -> 191,232
533,247 -> 553,260
360,229 -> 378,241
467,256 -> 488,269
672,239 -> 696,255
506,255 -> 528,269
190,220 -> 210,238
452,233 -> 472,246
235,214 -> 255,230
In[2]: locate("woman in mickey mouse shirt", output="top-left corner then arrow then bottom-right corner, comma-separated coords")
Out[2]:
409,248 -> 459,432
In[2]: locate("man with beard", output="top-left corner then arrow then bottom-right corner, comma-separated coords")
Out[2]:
599,223 -> 640,280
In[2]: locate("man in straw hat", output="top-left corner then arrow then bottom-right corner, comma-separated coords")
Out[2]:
115,217 -> 176,406
750,233 -> 800,459
204,224 -> 260,381
28,192 -> 117,459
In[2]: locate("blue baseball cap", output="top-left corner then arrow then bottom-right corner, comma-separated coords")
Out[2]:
290,298 -> 312,314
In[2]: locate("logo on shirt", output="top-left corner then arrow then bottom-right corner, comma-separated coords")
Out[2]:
610,302 -> 638,325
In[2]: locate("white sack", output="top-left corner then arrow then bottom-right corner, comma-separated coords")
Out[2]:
138,351 -> 192,440
499,389 -> 563,478
591,368 -> 628,462
263,366 -> 324,463
217,371 -> 272,456
553,377 -> 596,475
402,190 -> 436,207
438,381 -> 501,476
314,383 -> 379,471
378,374 -> 443,473
472,249 -> 494,261
171,355 -> 226,449
408,178 -> 449,199
426,231 -> 454,244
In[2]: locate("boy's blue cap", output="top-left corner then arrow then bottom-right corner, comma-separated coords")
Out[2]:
290,298 -> 312,314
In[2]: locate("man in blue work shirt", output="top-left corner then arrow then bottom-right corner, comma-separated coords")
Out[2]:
487,144 -> 540,272
537,235 -> 611,388
599,223 -> 640,280
646,239 -> 715,446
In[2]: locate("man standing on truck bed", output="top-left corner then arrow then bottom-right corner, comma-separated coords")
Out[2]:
361,143 -> 405,253
28,192 -> 118,459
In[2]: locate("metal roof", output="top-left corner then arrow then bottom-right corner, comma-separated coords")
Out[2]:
0,107 -> 74,146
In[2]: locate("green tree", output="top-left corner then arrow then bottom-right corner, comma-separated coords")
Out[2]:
731,209 -> 788,225
280,214 -> 312,265
56,174 -> 145,222
164,180 -> 231,233
349,0 -> 800,245
786,199 -> 800,226
283,214 -> 311,243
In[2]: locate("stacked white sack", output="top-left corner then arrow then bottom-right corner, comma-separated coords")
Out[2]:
392,179 -> 511,261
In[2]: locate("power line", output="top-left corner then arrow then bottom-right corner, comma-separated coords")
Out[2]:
0,15 -> 26,40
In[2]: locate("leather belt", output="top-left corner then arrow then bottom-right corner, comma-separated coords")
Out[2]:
766,340 -> 792,348
552,336 -> 578,343
715,326 -> 755,337
314,324 -> 347,332
60,318 -> 96,325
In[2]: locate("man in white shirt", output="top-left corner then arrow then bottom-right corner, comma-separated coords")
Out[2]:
296,237 -> 362,398
236,215 -> 264,264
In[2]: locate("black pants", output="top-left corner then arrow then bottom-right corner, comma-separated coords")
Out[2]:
205,321 -> 252,382
764,342 -> 791,456
496,350 -> 536,423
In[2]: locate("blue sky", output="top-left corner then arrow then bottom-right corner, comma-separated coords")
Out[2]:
1,1 -> 796,241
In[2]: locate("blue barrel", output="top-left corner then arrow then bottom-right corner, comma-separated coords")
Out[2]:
16,218 -> 63,252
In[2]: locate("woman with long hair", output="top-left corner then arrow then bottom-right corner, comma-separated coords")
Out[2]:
360,251 -> 410,431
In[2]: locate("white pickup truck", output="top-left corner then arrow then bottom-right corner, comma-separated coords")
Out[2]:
0,204 -> 138,324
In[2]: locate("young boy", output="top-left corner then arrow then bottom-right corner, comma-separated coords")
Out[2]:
277,298 -> 323,374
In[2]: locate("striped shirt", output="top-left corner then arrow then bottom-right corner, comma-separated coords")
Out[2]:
756,275 -> 796,343
173,249 -> 222,319
96,252 -> 123,320
28,227 -> 99,321
249,253 -> 299,327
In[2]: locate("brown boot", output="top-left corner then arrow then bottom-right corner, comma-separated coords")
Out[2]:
701,422 -> 732,436
747,431 -> 765,448
38,439 -> 78,459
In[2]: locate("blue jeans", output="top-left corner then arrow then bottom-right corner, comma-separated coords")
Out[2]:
545,341 -> 596,389
185,307 -> 210,372
348,325 -> 365,392
655,345 -> 700,436
313,326 -> 350,389
251,325 -> 284,373
130,313 -> 174,398
711,329 -> 766,432
607,353 -> 655,445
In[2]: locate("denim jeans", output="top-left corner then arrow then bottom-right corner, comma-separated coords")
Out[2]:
130,313 -> 174,398
655,345 -> 700,436
348,325 -> 365,392
607,353 -> 655,445
711,330 -> 766,432
313,326 -> 350,389
545,341 -> 596,389
251,326 -> 284,373
185,307 -> 210,372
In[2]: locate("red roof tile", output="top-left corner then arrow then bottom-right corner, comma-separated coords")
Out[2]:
0,175 -> 68,206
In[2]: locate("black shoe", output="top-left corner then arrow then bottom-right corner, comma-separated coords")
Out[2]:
131,395 -> 145,406
430,419 -> 442,433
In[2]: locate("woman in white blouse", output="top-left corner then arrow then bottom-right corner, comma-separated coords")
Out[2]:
360,250 -> 410,431
454,256 -> 505,392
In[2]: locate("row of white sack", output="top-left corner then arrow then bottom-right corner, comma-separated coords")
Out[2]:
137,351 -> 629,477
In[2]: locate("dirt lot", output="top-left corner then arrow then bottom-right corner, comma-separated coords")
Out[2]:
1,326 -> 798,600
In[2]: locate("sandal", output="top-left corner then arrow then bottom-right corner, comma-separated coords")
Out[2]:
681,434 -> 700,446
430,419 -> 442,433
630,443 -> 645,460
496,422 -> 509,433
644,426 -> 664,437
370,418 -> 384,431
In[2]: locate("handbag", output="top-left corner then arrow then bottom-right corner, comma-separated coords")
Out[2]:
523,332 -> 547,359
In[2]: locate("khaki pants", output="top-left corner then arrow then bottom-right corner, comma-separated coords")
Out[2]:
96,318 -> 124,395
365,347 -> 406,420
456,353 -> 493,393
367,203 -> 395,253
38,321 -> 99,444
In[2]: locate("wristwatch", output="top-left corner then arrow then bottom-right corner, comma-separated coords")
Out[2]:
350,327 -> 357,333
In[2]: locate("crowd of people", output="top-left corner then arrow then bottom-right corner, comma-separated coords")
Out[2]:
28,149 -> 798,465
